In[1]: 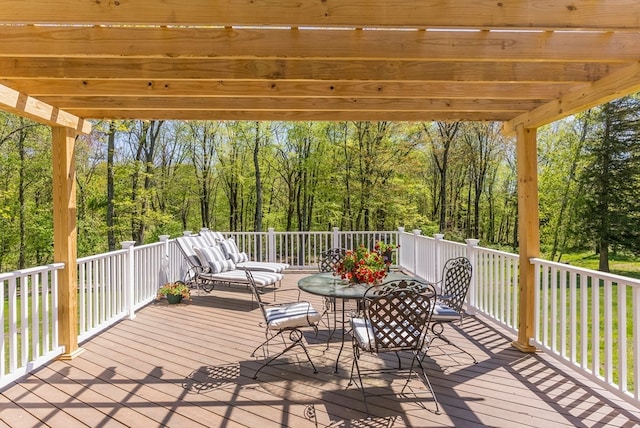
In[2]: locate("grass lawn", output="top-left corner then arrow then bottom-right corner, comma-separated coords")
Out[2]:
546,251 -> 640,393
559,251 -> 640,279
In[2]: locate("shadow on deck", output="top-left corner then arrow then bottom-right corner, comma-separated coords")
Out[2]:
1,273 -> 639,427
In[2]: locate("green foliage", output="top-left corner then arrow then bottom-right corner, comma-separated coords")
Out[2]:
572,96 -> 640,269
2,98 -> 640,271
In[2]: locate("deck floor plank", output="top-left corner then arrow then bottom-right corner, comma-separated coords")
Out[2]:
2,272 -> 640,428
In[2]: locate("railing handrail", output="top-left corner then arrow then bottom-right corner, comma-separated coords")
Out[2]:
0,262 -> 64,281
531,257 -> 640,286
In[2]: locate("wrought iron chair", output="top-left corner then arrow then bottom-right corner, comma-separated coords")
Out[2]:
317,247 -> 348,329
245,270 -> 322,379
429,256 -> 477,365
348,279 -> 440,416
318,247 -> 346,272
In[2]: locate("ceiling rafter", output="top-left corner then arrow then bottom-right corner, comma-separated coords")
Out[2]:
2,27 -> 640,62
505,61 -> 640,134
0,84 -> 91,134
2,0 -> 640,30
0,1 -> 639,128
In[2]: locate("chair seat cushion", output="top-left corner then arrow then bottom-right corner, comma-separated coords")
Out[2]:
351,317 -> 376,351
431,304 -> 460,322
265,302 -> 321,330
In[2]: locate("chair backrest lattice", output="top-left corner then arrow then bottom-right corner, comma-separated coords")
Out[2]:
364,280 -> 436,353
440,257 -> 473,312
319,248 -> 346,273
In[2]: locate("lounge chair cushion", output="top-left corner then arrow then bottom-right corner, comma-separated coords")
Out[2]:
229,251 -> 249,263
193,246 -> 236,274
219,238 -> 249,263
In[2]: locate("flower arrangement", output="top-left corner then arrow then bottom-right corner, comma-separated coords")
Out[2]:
375,240 -> 399,267
334,241 -> 399,284
157,282 -> 191,301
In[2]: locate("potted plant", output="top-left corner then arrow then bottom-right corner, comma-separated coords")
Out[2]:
374,240 -> 400,271
157,282 -> 191,304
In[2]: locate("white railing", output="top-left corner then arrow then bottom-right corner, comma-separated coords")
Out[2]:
182,227 -> 400,272
0,263 -> 64,389
77,240 -> 166,343
474,247 -> 520,332
531,258 -> 640,405
398,230 -> 520,331
2,229 -> 639,408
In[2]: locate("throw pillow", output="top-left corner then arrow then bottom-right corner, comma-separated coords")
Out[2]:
193,246 -> 236,273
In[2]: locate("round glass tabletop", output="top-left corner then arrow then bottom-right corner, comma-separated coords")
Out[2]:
297,271 -> 416,299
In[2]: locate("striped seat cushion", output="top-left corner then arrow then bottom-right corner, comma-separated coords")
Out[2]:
264,301 -> 321,330
193,246 -> 236,273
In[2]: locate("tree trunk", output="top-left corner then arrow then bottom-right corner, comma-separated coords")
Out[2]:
17,123 -> 26,269
107,121 -> 116,251
253,121 -> 263,232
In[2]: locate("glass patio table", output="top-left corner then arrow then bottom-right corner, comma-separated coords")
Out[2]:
298,271 -> 416,372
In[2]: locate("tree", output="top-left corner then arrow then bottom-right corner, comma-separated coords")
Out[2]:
577,96 -> 640,271
423,122 -> 461,233
461,122 -> 505,239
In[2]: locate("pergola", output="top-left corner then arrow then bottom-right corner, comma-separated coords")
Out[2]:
1,1 -> 640,360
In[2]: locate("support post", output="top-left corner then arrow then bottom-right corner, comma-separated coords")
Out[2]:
52,127 -> 83,360
412,229 -> 421,277
396,227 -> 404,266
159,235 -> 170,285
332,227 -> 340,249
513,124 -> 539,352
434,233 -> 445,283
121,241 -> 136,320
465,238 -> 480,315
268,227 -> 276,262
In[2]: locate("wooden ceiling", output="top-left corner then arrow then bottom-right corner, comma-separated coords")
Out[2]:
1,1 -> 640,135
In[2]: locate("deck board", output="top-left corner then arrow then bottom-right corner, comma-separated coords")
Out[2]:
2,272 -> 640,428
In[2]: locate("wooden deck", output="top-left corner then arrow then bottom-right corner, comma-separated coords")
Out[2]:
2,273 -> 640,428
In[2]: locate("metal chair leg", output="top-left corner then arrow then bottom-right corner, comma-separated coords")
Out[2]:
431,321 -> 478,365
251,329 -> 318,379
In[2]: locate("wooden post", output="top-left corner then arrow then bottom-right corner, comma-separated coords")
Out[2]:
52,127 -> 83,359
512,124 -> 539,352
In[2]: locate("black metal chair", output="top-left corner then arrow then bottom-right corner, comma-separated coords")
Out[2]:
318,247 -> 346,272
430,256 -> 477,365
348,279 -> 440,416
245,270 -> 322,379
317,247 -> 348,329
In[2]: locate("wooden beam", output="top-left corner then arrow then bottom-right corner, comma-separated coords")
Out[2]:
2,0 -> 639,30
68,110 -> 517,122
2,26 -> 640,62
38,96 -> 541,112
512,124 -> 539,354
504,62 -> 640,135
52,126 -> 83,360
0,58 -> 621,83
0,84 -> 91,134
1,79 -> 581,100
